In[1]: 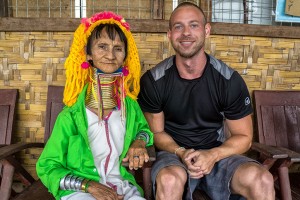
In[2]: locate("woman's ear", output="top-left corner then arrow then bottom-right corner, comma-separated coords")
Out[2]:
86,54 -> 92,61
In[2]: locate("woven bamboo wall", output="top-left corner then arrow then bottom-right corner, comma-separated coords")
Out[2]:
0,31 -> 300,178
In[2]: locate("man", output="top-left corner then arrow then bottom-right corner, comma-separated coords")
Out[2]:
138,2 -> 275,200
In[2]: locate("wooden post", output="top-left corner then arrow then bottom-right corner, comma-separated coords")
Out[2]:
243,0 -> 249,24
0,0 -> 9,17
199,0 -> 212,22
152,0 -> 164,19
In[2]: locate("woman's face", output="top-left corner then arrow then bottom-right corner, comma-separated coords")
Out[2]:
87,28 -> 126,73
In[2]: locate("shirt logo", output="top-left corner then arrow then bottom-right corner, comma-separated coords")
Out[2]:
245,97 -> 250,106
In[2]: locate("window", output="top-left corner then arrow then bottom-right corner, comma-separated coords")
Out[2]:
1,0 -> 299,27
212,0 -> 299,26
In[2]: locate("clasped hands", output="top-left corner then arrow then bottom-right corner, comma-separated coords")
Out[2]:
122,139 -> 149,170
181,149 -> 218,178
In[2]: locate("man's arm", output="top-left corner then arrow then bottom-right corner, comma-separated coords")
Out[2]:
143,112 -> 186,155
215,114 -> 253,160
185,114 -> 253,178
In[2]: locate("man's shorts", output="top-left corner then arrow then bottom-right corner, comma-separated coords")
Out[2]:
151,151 -> 260,200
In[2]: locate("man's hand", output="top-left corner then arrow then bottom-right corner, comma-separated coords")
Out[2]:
122,140 -> 149,170
184,149 -> 218,178
87,181 -> 124,200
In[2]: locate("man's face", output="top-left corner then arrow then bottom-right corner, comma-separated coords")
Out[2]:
168,6 -> 210,58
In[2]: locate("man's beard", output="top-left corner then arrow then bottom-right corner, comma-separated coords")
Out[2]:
171,38 -> 204,58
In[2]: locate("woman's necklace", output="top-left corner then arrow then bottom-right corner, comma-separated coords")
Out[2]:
85,68 -> 125,121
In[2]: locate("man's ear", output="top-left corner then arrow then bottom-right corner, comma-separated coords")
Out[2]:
167,30 -> 171,39
204,23 -> 211,38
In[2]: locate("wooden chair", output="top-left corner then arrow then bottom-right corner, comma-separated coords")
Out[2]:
252,90 -> 300,200
0,86 -> 62,200
0,89 -> 18,199
0,85 -> 155,200
0,89 -> 18,146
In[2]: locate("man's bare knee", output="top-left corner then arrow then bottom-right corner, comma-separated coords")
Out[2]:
156,166 -> 187,200
231,163 -> 275,200
157,166 -> 187,187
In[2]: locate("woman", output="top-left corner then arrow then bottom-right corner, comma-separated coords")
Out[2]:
36,11 -> 153,200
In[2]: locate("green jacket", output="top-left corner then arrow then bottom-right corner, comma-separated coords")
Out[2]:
36,84 -> 153,200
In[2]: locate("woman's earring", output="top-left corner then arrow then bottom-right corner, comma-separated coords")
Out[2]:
81,61 -> 90,69
81,60 -> 93,69
122,66 -> 129,76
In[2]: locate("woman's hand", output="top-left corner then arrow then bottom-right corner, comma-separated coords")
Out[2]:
87,181 -> 123,200
122,140 -> 149,170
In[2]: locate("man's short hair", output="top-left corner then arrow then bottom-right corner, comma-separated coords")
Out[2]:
169,2 -> 207,29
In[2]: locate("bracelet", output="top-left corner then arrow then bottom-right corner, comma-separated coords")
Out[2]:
135,132 -> 149,144
64,175 -> 72,190
81,179 -> 91,193
59,175 -> 84,191
59,176 -> 66,190
174,147 -> 185,156
85,180 -> 91,192
136,135 -> 147,143
74,177 -> 83,191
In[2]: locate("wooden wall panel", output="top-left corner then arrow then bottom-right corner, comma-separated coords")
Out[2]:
0,31 -> 300,178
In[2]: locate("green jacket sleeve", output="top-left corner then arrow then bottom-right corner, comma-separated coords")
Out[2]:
36,110 -> 76,198
130,99 -> 153,146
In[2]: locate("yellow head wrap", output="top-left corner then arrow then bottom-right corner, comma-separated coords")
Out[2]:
63,11 -> 141,107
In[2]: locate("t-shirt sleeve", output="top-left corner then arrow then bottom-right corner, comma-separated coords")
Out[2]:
137,71 -> 163,113
223,72 -> 253,120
